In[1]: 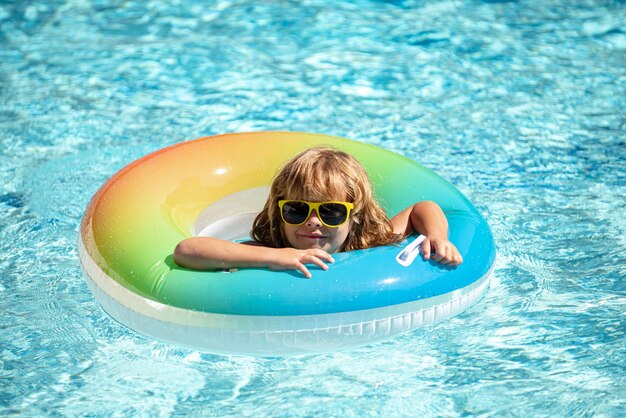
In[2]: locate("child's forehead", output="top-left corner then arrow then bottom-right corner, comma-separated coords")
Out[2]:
286,185 -> 350,202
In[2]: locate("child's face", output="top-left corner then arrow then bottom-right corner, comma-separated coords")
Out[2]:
282,205 -> 351,253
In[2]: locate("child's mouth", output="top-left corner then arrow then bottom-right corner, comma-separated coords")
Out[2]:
299,233 -> 326,239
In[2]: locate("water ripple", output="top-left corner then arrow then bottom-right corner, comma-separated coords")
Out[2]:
1,0 -> 625,416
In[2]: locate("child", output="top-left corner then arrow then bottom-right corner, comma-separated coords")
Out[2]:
174,147 -> 463,278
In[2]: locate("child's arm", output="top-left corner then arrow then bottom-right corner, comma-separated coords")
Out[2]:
390,201 -> 463,266
173,237 -> 334,278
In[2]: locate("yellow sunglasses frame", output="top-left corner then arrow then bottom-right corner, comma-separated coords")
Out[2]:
278,200 -> 355,228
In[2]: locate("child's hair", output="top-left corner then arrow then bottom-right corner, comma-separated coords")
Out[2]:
251,146 -> 402,251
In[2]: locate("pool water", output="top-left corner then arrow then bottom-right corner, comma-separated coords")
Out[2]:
1,0 -> 624,416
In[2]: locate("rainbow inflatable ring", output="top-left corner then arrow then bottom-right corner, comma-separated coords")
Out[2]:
79,132 -> 495,356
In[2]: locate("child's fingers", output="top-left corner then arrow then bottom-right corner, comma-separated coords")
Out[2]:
310,249 -> 334,263
307,253 -> 332,271
435,244 -> 463,266
427,240 -> 448,263
296,262 -> 312,279
421,239 -> 432,260
431,251 -> 444,263
435,244 -> 452,263
296,250 -> 334,278
450,249 -> 463,266
441,247 -> 460,266
422,237 -> 464,267
304,256 -> 329,272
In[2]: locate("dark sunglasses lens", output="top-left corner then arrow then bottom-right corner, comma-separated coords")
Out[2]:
319,203 -> 348,226
282,201 -> 310,224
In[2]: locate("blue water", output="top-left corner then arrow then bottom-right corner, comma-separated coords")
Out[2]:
1,0 -> 625,415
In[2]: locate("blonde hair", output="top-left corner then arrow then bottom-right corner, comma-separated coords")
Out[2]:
251,146 -> 401,251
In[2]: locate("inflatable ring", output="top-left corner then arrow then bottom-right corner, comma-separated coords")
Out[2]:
79,132 -> 495,355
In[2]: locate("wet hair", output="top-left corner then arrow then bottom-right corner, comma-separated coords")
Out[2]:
251,146 -> 402,251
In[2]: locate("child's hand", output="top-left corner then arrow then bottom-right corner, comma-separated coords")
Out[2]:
269,248 -> 335,279
422,235 -> 463,267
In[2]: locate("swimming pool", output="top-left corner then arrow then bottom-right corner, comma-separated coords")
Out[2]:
1,0 -> 624,415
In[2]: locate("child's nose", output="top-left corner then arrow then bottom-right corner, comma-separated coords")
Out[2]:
305,209 -> 322,227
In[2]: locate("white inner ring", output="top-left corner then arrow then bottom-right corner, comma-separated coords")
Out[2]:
194,186 -> 269,239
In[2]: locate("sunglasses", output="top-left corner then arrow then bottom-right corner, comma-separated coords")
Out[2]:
278,200 -> 354,228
